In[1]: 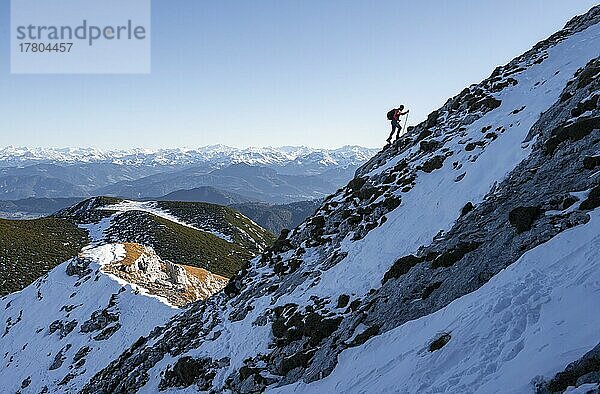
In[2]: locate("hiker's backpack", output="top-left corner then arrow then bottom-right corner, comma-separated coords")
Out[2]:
386,109 -> 396,120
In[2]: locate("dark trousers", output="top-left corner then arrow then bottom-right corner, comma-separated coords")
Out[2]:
387,120 -> 401,142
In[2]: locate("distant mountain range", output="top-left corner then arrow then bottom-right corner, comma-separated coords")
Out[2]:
0,145 -> 377,202
0,145 -> 376,170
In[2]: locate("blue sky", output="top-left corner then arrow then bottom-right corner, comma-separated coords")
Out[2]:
0,1 -> 597,149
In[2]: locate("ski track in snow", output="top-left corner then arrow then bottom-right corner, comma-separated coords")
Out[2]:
275,211 -> 600,394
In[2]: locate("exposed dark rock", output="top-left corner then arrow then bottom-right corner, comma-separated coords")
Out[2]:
383,196 -> 402,211
511,105 -> 526,114
429,333 -> 451,352
58,373 -> 76,386
348,299 -> 361,312
478,97 -> 502,112
224,273 -> 245,298
420,140 -> 441,152
561,195 -> 579,210
430,242 -> 482,269
274,257 -> 303,276
426,110 -> 439,128
62,320 -> 78,338
357,187 -> 380,202
571,94 -> 598,117
490,77 -> 518,92
509,206 -> 542,233
575,58 -> 600,89
272,305 -> 342,348
382,255 -> 424,284
583,155 -> 600,170
73,346 -> 91,362
270,229 -> 294,253
336,294 -> 350,309
537,342 -> 600,393
560,91 -> 575,103
280,351 -> 314,375
421,155 -> 446,173
422,282 -> 442,300
309,216 -> 326,239
93,323 -> 121,341
49,320 -> 63,335
65,258 -> 91,278
416,128 -> 433,142
349,325 -> 380,347
81,309 -> 119,333
21,376 -> 31,389
347,177 -> 367,192
545,117 -> 600,155
304,314 -> 342,346
579,185 -> 600,211
159,356 -> 216,390
461,202 -> 475,216
49,344 -> 71,370
235,364 -> 268,393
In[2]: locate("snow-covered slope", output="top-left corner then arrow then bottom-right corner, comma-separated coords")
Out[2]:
0,244 -> 179,394
278,211 -> 600,393
77,6 -> 600,394
2,6 -> 600,394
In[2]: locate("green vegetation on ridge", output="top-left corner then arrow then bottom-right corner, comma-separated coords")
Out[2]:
156,200 -> 276,250
0,218 -> 89,295
104,210 -> 269,278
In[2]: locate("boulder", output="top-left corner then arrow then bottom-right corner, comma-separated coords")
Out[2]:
509,206 -> 542,233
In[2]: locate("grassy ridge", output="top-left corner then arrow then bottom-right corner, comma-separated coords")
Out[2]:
156,201 -> 276,249
104,210 -> 260,278
153,215 -> 252,278
0,218 -> 89,295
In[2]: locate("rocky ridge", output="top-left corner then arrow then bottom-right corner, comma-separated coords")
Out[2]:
79,7 -> 600,394
100,243 -> 228,307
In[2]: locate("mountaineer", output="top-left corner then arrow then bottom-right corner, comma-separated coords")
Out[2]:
386,105 -> 410,144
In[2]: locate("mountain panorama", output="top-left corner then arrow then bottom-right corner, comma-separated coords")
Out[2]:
0,145 -> 377,208
1,5 -> 600,394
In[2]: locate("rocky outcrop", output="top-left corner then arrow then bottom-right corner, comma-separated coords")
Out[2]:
65,258 -> 92,278
536,343 -> 600,393
101,243 -> 228,306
